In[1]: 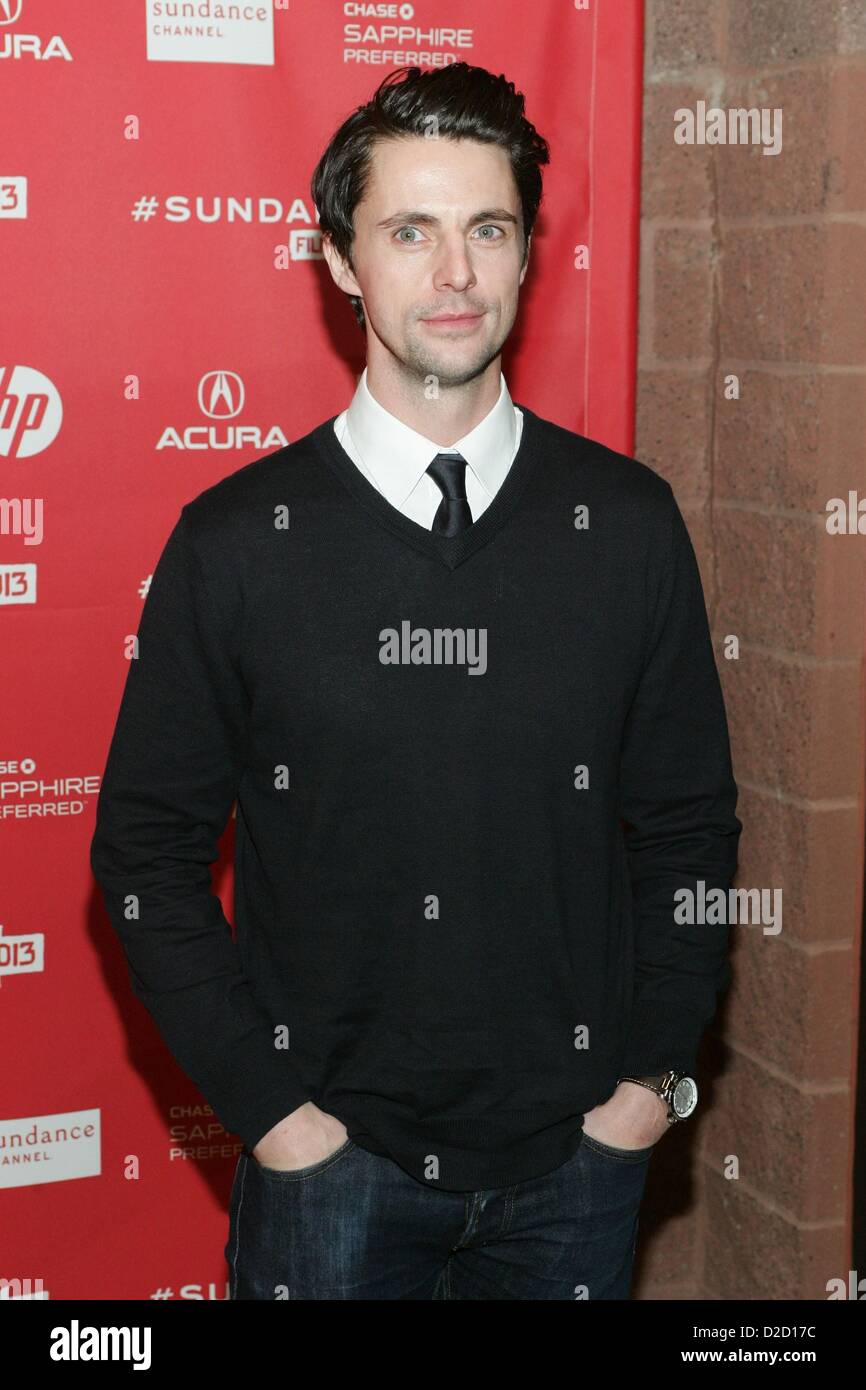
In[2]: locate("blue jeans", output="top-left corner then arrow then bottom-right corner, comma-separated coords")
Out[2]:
225,1129 -> 654,1300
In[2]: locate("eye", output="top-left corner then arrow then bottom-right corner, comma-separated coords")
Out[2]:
393,224 -> 506,244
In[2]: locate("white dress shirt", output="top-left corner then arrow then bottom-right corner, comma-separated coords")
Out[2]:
332,367 -> 524,529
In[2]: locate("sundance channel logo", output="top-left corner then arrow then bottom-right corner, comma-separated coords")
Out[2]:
0,1109 -> 101,1188
146,0 -> 274,67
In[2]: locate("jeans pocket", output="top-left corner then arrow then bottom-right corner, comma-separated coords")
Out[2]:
250,1136 -> 357,1181
225,1152 -> 249,1299
580,1131 -> 655,1164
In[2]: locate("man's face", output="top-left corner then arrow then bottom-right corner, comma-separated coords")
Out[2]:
324,135 -> 530,388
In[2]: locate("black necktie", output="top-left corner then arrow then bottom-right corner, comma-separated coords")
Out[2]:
426,452 -> 473,536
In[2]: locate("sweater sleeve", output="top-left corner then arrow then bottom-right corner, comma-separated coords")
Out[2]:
90,506 -> 311,1152
617,485 -> 742,1078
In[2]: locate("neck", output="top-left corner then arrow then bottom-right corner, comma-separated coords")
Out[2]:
364,354 -> 502,447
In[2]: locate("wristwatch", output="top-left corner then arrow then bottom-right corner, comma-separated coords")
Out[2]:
617,1071 -> 698,1125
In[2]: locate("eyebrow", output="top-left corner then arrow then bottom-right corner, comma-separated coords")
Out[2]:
375,208 -> 520,231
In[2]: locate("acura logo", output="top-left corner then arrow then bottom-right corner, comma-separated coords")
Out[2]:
197,370 -> 244,420
155,370 -> 287,450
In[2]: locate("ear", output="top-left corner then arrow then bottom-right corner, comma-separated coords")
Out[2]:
321,234 -> 362,298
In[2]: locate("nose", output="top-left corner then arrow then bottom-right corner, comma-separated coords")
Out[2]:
431,232 -> 478,295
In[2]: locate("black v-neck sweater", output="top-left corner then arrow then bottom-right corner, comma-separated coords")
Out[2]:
90,403 -> 742,1191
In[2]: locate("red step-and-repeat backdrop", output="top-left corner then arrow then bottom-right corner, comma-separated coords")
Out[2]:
1,0 -> 644,1299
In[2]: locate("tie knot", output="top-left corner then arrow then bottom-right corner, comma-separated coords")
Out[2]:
426,452 -> 468,502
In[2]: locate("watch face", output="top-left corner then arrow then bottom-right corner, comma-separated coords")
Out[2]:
673,1076 -> 698,1118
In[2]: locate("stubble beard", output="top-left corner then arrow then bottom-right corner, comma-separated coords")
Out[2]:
394,317 -> 505,391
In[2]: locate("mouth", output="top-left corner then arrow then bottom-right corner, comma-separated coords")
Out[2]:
422,312 -> 485,331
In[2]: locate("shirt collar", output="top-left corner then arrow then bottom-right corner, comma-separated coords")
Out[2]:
343,366 -> 518,510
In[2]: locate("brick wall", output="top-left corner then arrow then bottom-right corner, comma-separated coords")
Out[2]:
634,0 -> 866,1299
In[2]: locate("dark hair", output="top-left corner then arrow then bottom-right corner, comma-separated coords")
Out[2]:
311,62 -> 550,330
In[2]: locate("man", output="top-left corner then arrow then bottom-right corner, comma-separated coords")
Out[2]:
91,62 -> 741,1300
